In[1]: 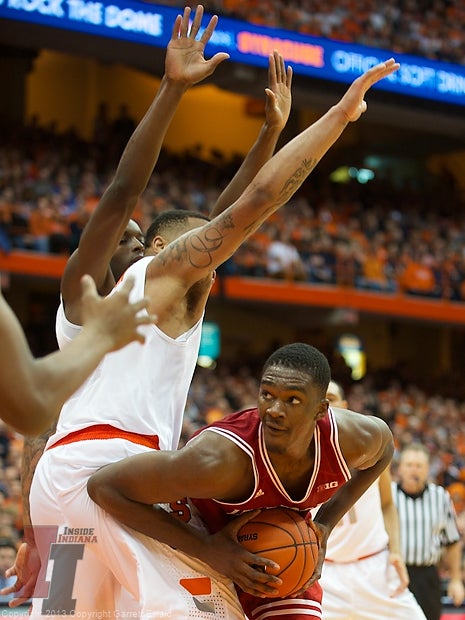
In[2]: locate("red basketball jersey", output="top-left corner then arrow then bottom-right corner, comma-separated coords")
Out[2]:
190,406 -> 351,533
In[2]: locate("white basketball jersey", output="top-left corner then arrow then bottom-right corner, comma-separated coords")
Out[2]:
49,256 -> 203,451
56,299 -> 82,349
323,479 -> 389,562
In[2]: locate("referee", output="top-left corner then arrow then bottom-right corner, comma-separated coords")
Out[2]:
392,443 -> 465,620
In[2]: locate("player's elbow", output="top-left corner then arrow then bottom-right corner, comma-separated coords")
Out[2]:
87,467 -> 119,513
377,419 -> 395,465
87,469 -> 106,506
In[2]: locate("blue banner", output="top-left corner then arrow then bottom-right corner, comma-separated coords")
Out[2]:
1,0 -> 465,106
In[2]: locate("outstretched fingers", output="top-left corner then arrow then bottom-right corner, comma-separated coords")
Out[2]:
199,13 -> 219,45
340,58 -> 400,122
188,4 -> 204,39
178,6 -> 192,39
362,58 -> 399,89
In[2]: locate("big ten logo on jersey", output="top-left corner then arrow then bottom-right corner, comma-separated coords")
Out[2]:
169,497 -> 192,523
316,481 -> 339,492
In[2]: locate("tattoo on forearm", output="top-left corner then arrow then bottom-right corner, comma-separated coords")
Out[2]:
159,219 -> 232,270
279,158 -> 317,202
244,159 -> 318,235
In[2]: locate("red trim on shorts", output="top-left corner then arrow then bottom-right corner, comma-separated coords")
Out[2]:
46,424 -> 160,450
325,546 -> 387,563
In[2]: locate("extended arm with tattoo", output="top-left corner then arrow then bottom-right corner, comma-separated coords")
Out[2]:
149,59 -> 400,296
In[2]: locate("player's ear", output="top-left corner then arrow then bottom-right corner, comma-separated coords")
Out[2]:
316,398 -> 329,420
151,235 -> 166,254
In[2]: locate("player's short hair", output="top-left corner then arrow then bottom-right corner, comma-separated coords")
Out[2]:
263,343 -> 331,395
145,210 -> 210,248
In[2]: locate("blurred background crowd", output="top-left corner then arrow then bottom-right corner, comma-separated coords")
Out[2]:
2,123 -> 465,301
154,0 -> 465,65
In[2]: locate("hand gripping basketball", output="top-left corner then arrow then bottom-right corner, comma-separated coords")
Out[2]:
237,507 -> 319,598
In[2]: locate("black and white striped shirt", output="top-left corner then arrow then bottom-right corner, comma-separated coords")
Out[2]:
392,481 -> 461,566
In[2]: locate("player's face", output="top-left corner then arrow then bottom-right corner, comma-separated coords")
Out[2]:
110,220 -> 144,280
258,365 -> 327,455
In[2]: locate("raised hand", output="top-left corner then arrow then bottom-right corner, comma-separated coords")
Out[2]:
80,274 -> 155,351
337,58 -> 400,122
264,51 -> 293,132
165,5 -> 230,86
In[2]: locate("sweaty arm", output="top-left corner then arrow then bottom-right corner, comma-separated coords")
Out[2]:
379,468 -> 409,595
308,410 -> 394,586
61,5 -> 229,324
315,411 -> 394,531
88,432 -> 281,597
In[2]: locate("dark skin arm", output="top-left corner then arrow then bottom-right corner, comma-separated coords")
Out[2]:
88,432 -> 282,597
210,50 -> 292,217
305,409 -> 394,589
61,4 -> 229,325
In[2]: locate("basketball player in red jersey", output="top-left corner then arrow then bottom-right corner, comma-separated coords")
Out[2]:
89,343 -> 394,619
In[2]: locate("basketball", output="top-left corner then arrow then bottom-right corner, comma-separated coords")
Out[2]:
237,507 -> 319,598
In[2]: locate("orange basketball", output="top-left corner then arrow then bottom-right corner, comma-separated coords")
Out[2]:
237,507 -> 319,598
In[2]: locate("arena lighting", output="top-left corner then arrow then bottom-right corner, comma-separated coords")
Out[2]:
336,334 -> 366,380
197,321 -> 220,369
329,166 -> 375,184
2,0 -> 465,106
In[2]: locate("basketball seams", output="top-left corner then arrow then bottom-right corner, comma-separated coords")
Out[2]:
282,508 -> 319,591
237,507 -> 319,597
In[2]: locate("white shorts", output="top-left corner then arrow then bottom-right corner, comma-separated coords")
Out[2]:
30,439 -> 245,620
319,549 -> 427,620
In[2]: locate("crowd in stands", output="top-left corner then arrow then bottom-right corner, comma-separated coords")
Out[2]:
2,123 -> 465,302
153,0 -> 465,66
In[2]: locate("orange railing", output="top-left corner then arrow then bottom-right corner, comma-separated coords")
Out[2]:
2,251 -> 465,325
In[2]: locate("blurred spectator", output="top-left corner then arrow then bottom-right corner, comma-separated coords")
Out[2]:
0,539 -> 17,604
266,228 -> 306,281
